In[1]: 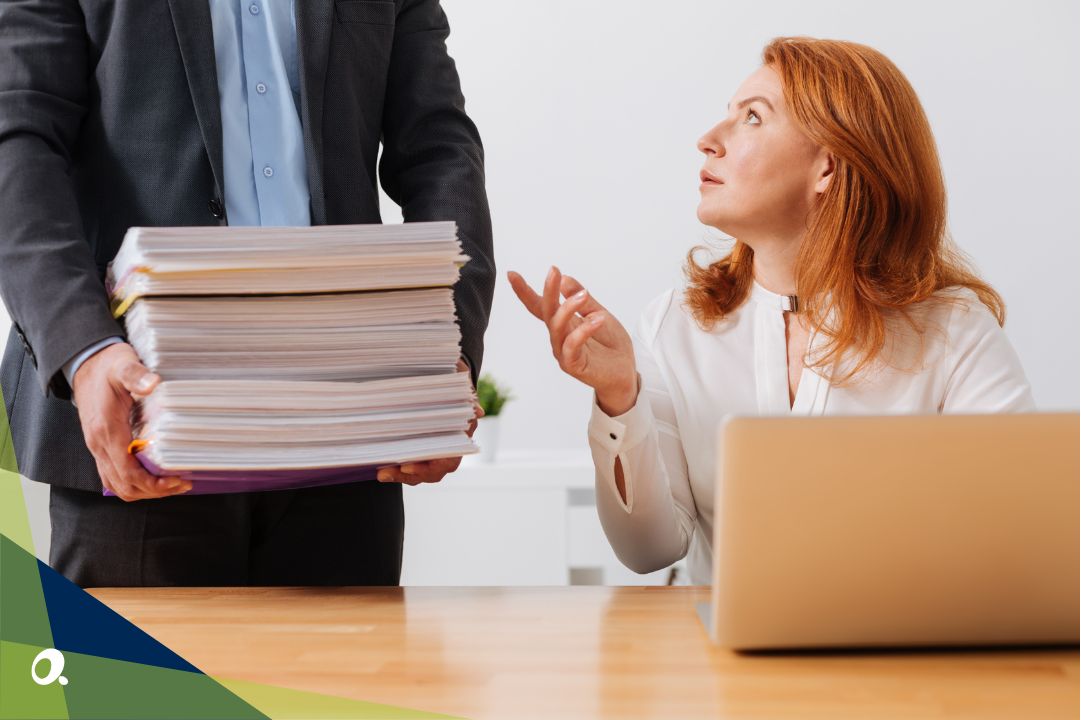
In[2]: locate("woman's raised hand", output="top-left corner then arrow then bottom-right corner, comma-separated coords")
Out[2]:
507,267 -> 639,416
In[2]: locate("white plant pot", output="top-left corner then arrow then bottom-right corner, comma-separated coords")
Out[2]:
473,416 -> 501,463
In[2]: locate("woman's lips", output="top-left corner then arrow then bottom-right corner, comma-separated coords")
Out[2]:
699,170 -> 723,187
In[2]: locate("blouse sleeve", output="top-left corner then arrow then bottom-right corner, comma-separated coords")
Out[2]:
586,291 -> 699,574
940,291 -> 1036,413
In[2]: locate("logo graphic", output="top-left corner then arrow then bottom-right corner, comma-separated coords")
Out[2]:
30,648 -> 68,687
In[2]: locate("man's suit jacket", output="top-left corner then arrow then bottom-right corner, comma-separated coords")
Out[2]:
0,0 -> 495,493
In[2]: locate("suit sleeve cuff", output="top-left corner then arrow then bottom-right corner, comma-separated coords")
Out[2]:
459,352 -> 473,374
63,336 -> 125,393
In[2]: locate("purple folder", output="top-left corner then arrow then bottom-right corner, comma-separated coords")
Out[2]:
101,452 -> 381,496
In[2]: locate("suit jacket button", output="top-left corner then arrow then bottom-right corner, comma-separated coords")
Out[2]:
208,198 -> 224,219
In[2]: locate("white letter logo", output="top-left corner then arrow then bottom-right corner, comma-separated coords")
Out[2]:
31,648 -> 68,686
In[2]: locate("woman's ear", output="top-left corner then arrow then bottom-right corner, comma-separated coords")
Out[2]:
813,152 -> 835,195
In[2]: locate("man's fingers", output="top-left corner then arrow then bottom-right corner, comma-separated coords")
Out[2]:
116,360 -> 160,398
101,455 -> 189,501
425,456 -> 463,476
507,271 -> 544,320
93,457 -> 137,502
95,402 -> 147,486
376,457 -> 460,485
377,466 -> 423,486
109,439 -> 190,498
87,427 -> 132,500
402,458 -> 459,478
376,466 -> 402,483
106,475 -> 149,502
399,462 -> 429,486
89,439 -> 147,502
76,346 -> 184,500
155,475 -> 191,494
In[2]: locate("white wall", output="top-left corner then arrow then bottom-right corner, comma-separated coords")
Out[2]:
416,0 -> 1080,453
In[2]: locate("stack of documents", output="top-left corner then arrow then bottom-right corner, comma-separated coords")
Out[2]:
129,375 -> 478,493
106,222 -> 468,315
123,290 -> 461,381
106,222 -> 477,495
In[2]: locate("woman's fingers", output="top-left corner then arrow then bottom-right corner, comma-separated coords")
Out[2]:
562,312 -> 606,369
507,271 -> 544,320
559,276 -> 628,348
560,275 -> 608,316
540,266 -> 562,322
548,290 -> 589,357
511,269 -> 620,362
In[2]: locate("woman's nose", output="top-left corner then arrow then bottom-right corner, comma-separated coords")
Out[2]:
697,124 -> 724,157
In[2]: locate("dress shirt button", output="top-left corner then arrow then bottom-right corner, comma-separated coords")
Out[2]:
609,433 -> 618,440
208,197 -> 224,219
262,165 -> 274,178
248,3 -> 260,15
255,82 -> 267,94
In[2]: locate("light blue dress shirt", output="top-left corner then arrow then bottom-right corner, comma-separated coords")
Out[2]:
208,0 -> 311,227
65,0 -> 311,390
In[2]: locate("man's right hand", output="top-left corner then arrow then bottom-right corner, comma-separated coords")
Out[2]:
71,342 -> 191,501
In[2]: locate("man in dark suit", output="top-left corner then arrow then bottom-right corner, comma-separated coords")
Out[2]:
0,0 -> 494,587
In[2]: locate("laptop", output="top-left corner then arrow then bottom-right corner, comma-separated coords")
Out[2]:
699,413 -> 1079,650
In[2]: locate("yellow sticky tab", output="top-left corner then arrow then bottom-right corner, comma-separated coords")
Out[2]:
111,292 -> 139,319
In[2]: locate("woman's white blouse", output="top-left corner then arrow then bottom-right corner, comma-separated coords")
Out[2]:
586,282 -> 1036,585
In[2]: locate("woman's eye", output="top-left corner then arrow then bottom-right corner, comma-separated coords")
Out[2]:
745,109 -> 761,125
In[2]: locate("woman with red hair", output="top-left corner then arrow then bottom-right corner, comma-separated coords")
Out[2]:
508,37 -> 1034,584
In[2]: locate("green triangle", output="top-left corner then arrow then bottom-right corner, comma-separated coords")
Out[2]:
2,642 -> 267,720
0,386 -> 18,477
0,534 -> 54,648
217,676 -> 464,719
0,640 -> 68,719
1,532 -> 64,719
0,380 -> 34,555
0,385 -> 64,719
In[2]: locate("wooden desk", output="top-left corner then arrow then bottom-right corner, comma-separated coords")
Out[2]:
88,586 -> 1078,719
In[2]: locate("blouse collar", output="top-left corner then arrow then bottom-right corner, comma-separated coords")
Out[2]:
750,280 -> 799,313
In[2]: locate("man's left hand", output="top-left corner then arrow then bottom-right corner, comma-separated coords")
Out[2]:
376,359 -> 483,486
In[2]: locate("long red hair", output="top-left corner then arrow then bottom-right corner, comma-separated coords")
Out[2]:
684,36 -> 1004,383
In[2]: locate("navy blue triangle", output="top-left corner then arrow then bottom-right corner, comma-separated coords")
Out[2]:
36,557 -> 201,673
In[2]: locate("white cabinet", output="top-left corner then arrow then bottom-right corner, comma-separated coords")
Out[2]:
401,451 -> 681,586
20,451 -> 684,585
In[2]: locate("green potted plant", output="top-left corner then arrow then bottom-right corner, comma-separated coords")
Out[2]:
475,374 -> 513,462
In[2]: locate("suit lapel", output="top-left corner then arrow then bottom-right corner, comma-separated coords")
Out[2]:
295,1 -> 333,226
166,0 -> 225,199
